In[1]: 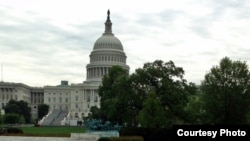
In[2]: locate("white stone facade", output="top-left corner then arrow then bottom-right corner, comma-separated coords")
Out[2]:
43,81 -> 100,119
0,82 -> 43,118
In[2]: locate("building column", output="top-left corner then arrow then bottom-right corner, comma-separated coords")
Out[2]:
102,67 -> 104,76
91,68 -> 93,78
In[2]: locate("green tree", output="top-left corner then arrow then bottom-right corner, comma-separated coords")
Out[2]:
19,115 -> 25,124
99,65 -> 137,126
99,60 -> 196,127
184,88 -> 205,124
201,57 -> 250,124
0,112 -> 3,125
137,90 -> 166,128
130,60 -> 197,126
4,113 -> 20,125
89,106 -> 104,120
4,100 -> 31,123
38,104 -> 49,120
4,103 -> 21,114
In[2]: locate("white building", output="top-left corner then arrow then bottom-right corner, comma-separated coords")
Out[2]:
44,9 -> 129,125
0,82 -> 44,119
0,10 -> 130,125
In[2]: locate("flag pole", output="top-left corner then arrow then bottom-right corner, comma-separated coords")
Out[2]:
1,62 -> 3,82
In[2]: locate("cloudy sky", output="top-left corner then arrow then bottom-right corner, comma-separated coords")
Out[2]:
1,0 -> 250,87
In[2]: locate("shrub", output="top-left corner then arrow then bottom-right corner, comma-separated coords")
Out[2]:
119,127 -> 172,141
98,137 -> 110,141
98,136 -> 144,141
0,128 -> 8,135
7,127 -> 23,134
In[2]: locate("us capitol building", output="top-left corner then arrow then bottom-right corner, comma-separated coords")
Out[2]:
0,10 -> 130,126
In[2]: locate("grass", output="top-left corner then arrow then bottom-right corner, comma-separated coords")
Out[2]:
15,126 -> 86,137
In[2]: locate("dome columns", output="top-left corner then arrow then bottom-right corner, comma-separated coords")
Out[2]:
87,67 -> 109,80
90,53 -> 127,63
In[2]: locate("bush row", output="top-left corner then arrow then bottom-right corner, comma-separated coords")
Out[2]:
119,127 -> 172,141
0,127 -> 23,135
98,136 -> 144,141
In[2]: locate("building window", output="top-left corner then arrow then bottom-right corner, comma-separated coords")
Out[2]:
59,97 -> 62,102
75,113 -> 78,118
76,104 -> 78,109
75,95 -> 78,101
87,95 -> 90,102
94,96 -> 98,102
66,98 -> 68,103
48,97 -> 51,102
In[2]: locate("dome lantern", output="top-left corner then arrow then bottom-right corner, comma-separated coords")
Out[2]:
104,9 -> 113,35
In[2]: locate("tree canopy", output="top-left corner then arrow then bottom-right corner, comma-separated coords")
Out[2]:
98,60 -> 197,127
137,90 -> 166,128
130,60 -> 197,126
201,57 -> 250,124
38,104 -> 49,120
4,100 -> 31,123
99,65 -> 134,125
96,57 -> 250,127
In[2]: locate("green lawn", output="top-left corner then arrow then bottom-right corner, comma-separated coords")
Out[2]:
17,126 -> 86,136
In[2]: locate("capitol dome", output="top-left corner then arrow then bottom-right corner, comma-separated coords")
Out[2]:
93,10 -> 123,51
86,10 -> 130,82
93,35 -> 123,51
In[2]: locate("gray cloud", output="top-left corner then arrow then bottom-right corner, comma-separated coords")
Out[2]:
1,0 -> 250,86
0,6 -> 99,86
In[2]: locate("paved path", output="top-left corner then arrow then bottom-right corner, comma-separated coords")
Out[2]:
0,131 -> 118,141
0,136 -> 71,141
